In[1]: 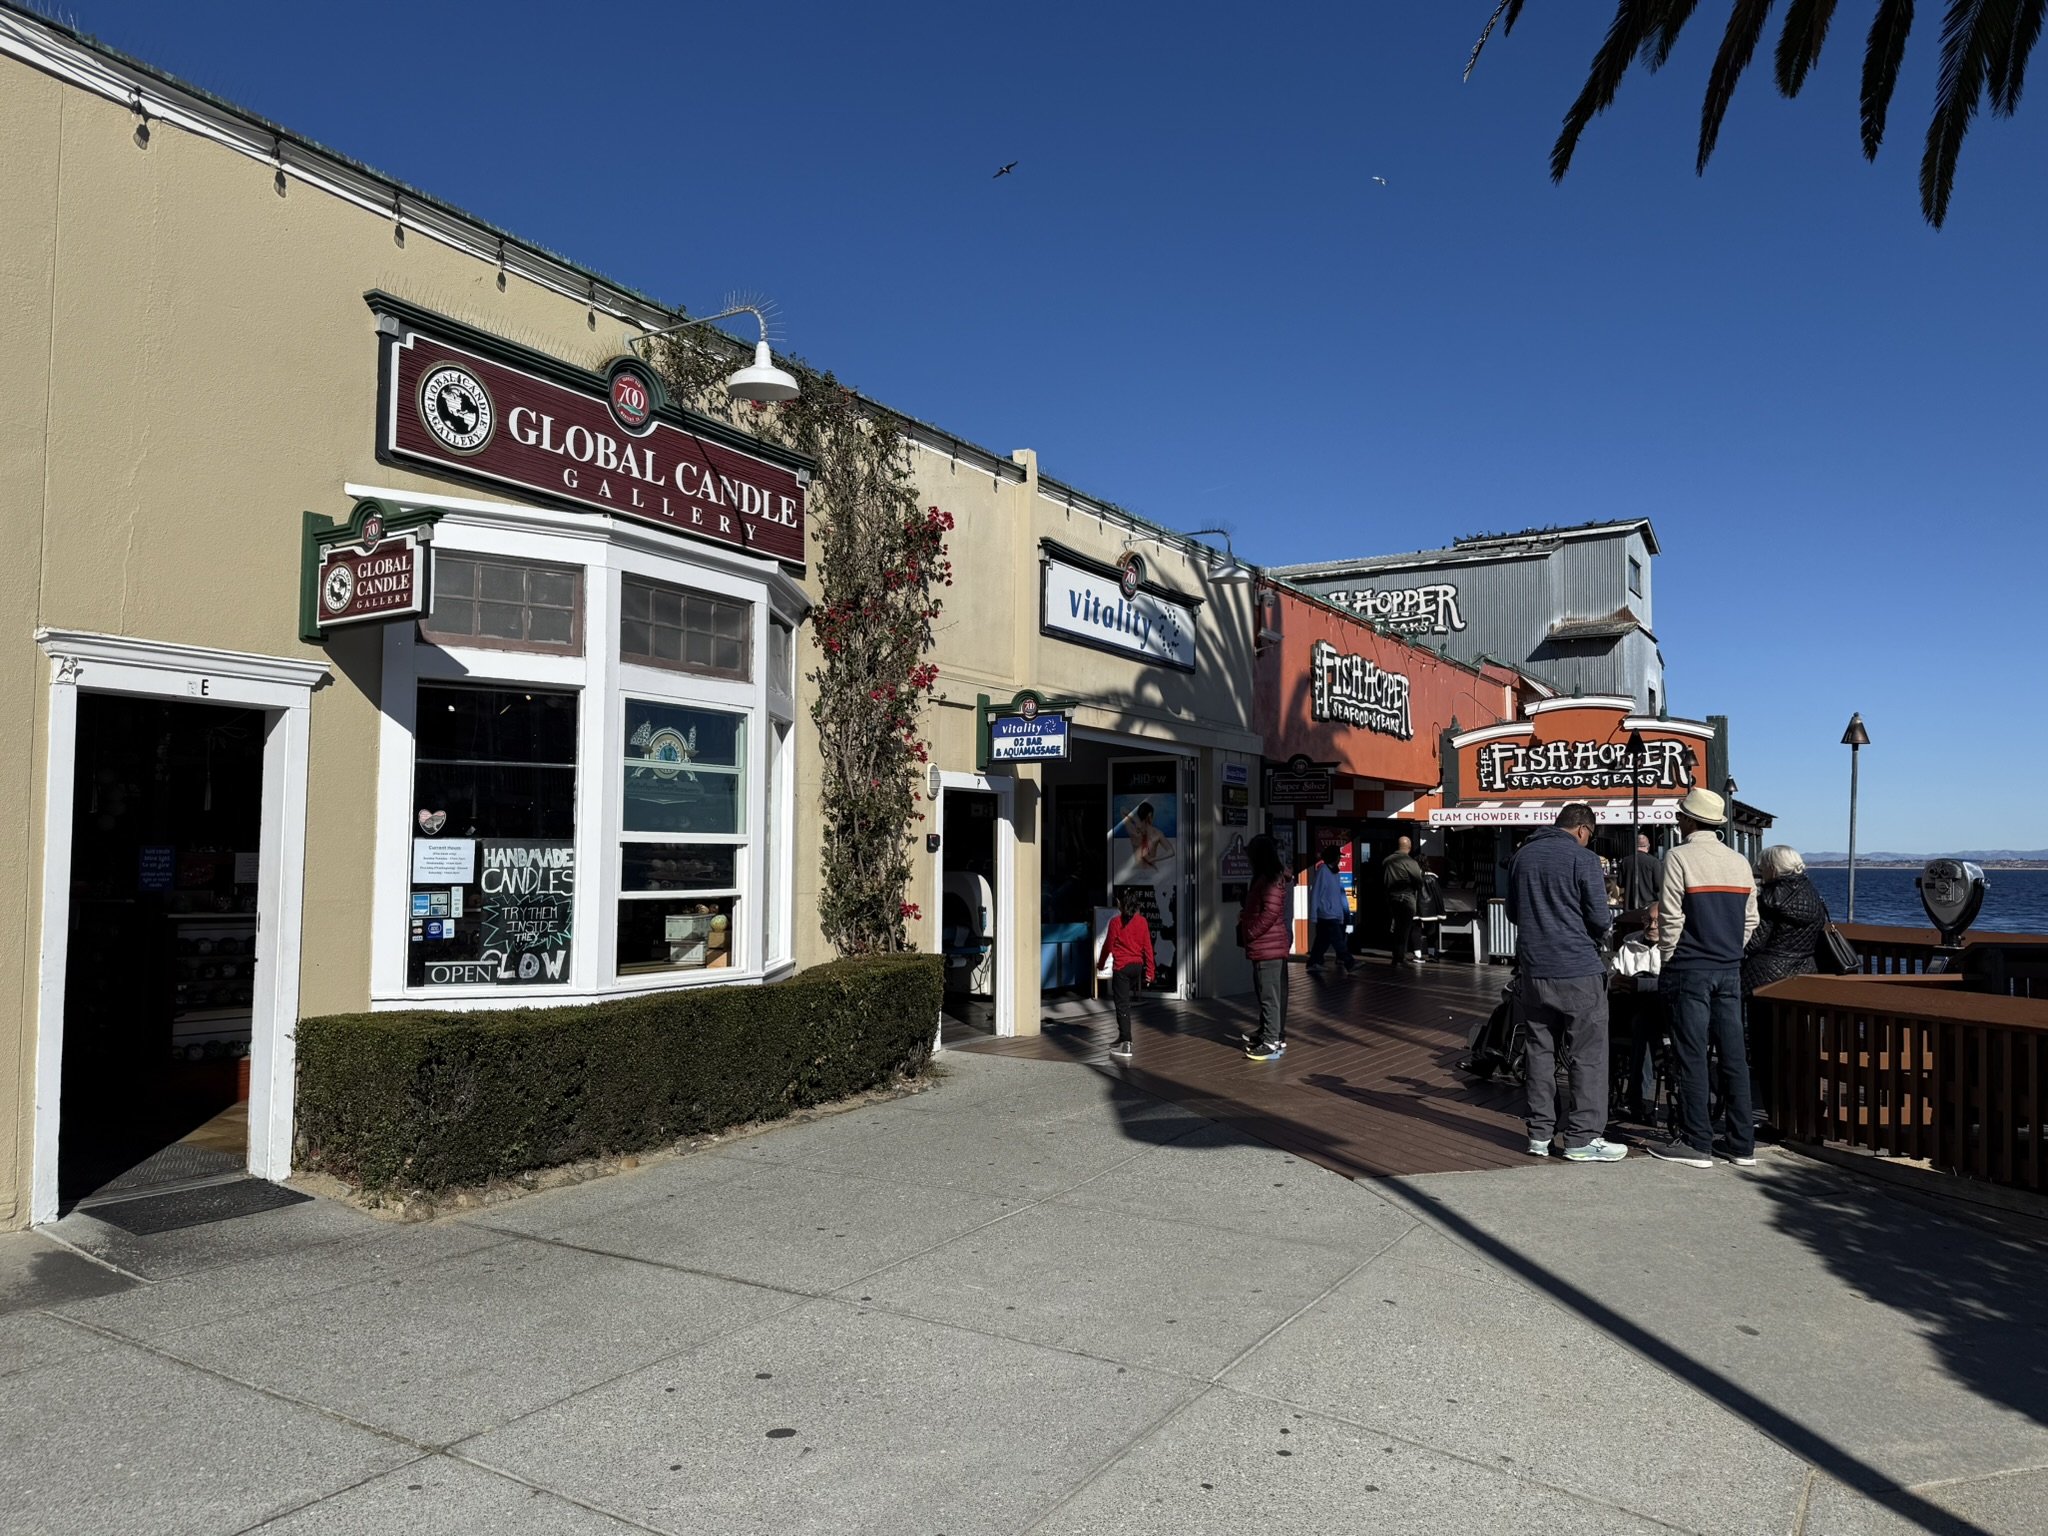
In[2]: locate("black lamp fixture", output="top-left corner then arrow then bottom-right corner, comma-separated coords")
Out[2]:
1841,713 -> 1870,921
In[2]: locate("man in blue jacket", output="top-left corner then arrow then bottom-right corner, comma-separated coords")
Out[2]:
1506,803 -> 1625,1161
1305,844 -> 1354,974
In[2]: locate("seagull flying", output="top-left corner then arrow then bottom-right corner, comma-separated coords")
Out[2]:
994,161 -> 1018,179
1373,176 -> 1388,186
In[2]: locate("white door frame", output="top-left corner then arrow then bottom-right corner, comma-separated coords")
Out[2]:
31,630 -> 327,1223
933,770 -> 1017,1038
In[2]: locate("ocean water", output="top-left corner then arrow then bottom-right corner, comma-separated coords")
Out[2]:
1806,867 -> 2048,935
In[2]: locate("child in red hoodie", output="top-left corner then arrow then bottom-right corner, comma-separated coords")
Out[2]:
1098,888 -> 1155,1058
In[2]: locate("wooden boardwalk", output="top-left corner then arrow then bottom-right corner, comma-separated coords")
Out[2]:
952,959 -> 1533,1181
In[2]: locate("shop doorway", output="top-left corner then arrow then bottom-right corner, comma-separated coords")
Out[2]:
58,695 -> 266,1208
935,773 -> 1015,1040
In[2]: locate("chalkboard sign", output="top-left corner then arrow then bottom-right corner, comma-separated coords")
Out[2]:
479,840 -> 574,983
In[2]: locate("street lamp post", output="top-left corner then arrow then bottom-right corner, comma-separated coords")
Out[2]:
1842,713 -> 1870,921
1626,727 -> 1643,863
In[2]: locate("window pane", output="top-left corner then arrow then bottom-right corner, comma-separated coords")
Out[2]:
623,701 -> 744,834
528,606 -> 574,646
477,602 -> 524,640
410,684 -> 578,988
618,895 -> 736,974
620,577 -> 750,680
437,558 -> 477,600
529,569 -> 576,609
480,563 -> 525,602
621,619 -> 653,657
621,844 -> 738,892
770,621 -> 794,696
622,581 -> 652,621
429,589 -> 474,636
654,625 -> 683,662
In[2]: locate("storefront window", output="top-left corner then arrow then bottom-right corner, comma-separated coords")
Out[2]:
619,699 -> 745,975
622,701 -> 745,834
621,576 -> 750,680
423,555 -> 582,653
409,685 -> 578,986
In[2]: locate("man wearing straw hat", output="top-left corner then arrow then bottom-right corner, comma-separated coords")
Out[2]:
1651,787 -> 1760,1168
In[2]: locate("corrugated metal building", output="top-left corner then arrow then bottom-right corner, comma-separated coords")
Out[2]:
1273,519 -> 1665,715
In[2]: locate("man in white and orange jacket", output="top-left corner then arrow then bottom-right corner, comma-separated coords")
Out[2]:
1652,788 -> 1760,1168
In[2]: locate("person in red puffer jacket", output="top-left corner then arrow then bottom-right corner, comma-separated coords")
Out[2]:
1238,836 -> 1293,1060
1098,887 -> 1155,1059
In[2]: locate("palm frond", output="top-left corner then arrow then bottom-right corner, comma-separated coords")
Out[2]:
1860,0 -> 1919,159
1775,0 -> 1841,93
1921,0 -> 2017,225
1552,1 -> 1668,180
1645,0 -> 1707,67
1987,0 -> 2045,108
1699,0 -> 1781,171
1465,0 -> 1529,81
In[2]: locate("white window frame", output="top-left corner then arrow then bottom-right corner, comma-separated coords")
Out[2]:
357,483 -> 808,1011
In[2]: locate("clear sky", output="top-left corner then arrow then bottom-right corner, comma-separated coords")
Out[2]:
55,1 -> 2047,853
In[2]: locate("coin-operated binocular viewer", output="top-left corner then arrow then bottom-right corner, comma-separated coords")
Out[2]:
1916,859 -> 1987,973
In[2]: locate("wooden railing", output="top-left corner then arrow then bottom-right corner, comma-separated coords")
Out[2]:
1757,975 -> 2047,1193
1837,923 -> 1948,974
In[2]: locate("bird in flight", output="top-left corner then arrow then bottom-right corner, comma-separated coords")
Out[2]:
994,161 -> 1018,179
1372,176 -> 1388,186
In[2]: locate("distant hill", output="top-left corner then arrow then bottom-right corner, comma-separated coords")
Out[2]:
1803,850 -> 2048,869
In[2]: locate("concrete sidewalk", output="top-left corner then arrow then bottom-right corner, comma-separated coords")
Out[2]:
1,1052 -> 2041,1535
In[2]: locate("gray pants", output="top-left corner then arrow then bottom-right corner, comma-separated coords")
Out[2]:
1251,958 -> 1288,1045
1518,973 -> 1610,1149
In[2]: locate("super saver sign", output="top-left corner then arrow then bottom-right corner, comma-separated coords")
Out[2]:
382,325 -> 806,564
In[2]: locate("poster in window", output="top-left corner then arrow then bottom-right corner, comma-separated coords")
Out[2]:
417,838 -> 574,985
1110,758 -> 1179,990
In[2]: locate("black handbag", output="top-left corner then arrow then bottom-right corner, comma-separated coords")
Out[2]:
1816,923 -> 1860,975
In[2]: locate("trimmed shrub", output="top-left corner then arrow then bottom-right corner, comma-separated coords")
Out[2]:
295,953 -> 941,1193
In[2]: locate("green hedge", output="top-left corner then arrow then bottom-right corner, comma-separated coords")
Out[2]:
295,953 -> 942,1193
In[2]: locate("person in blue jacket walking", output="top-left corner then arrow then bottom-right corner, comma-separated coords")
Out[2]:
1305,844 -> 1354,974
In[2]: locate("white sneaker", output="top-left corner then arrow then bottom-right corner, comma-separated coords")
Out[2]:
1526,1136 -> 1554,1157
1562,1137 -> 1628,1163
1647,1142 -> 1714,1168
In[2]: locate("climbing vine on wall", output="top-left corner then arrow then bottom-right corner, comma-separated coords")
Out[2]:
651,332 -> 952,956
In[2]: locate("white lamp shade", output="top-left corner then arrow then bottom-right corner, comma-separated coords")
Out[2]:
726,340 -> 800,403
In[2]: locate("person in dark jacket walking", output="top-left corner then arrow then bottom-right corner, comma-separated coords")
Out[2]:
1381,837 -> 1427,965
1098,888 -> 1155,1059
1619,832 -> 1663,913
1239,836 -> 1292,1060
1742,845 -> 1827,997
1506,803 -> 1626,1162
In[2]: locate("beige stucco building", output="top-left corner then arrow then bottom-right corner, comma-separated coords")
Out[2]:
0,9 -> 1260,1228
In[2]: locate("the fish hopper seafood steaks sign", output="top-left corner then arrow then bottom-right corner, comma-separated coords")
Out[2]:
1431,696 -> 1715,827
376,302 -> 808,565
1039,544 -> 1199,671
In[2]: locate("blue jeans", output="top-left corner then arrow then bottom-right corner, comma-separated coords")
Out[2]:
1661,967 -> 1753,1156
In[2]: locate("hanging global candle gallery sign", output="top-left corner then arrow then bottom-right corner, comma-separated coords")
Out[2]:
1038,542 -> 1199,672
1309,640 -> 1412,739
372,297 -> 812,565
1432,697 -> 1715,827
299,497 -> 443,642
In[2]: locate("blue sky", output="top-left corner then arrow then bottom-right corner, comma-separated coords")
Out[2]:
62,2 -> 2047,853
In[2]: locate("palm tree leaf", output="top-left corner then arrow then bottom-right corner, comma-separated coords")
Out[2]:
1922,0 -> 2016,225
1551,1 -> 1675,180
1645,0 -> 1706,68
1699,0 -> 1781,172
1987,0 -> 2044,108
1860,0 -> 1919,159
1464,0 -> 1529,81
1775,0 -> 1841,94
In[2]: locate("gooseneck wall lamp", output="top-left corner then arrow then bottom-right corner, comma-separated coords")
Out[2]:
630,305 -> 800,403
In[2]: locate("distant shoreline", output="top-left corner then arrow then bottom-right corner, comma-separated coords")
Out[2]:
1805,861 -> 2048,871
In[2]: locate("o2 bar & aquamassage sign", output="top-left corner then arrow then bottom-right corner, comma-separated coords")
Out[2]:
371,296 -> 810,566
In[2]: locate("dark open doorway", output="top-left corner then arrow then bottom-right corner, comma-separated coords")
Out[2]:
939,788 -> 999,1041
60,694 -> 266,1209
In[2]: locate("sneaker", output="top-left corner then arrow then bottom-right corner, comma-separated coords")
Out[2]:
1110,1039 -> 1133,1058
1562,1138 -> 1629,1163
1246,1040 -> 1281,1061
1270,1040 -> 1287,1058
1525,1136 -> 1554,1157
1713,1140 -> 1757,1167
1646,1142 -> 1714,1168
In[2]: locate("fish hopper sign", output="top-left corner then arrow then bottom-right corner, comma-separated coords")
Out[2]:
1432,697 -> 1715,827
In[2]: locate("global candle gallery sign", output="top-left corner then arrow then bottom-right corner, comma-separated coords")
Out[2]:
373,299 -> 810,565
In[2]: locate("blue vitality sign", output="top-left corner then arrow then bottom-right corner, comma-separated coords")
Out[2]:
989,712 -> 1070,761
